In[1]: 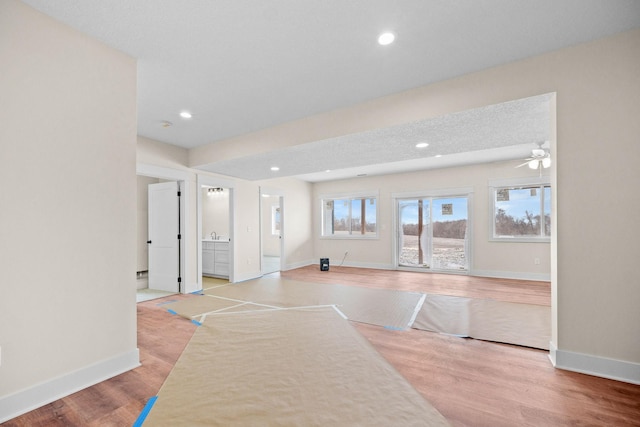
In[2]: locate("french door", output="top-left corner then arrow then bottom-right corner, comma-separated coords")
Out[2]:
397,196 -> 469,272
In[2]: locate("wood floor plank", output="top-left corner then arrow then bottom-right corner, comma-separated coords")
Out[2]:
3,267 -> 638,427
282,265 -> 551,306
2,298 -> 197,427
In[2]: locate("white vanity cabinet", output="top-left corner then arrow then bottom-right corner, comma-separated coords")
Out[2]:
202,240 -> 229,278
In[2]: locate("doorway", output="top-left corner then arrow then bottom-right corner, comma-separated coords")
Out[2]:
197,174 -> 235,289
136,164 -> 191,298
397,195 -> 469,272
260,188 -> 283,275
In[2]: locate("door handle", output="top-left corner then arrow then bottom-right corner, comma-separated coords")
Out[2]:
147,240 -> 152,244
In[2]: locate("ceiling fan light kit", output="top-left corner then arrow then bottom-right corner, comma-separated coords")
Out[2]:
517,141 -> 551,173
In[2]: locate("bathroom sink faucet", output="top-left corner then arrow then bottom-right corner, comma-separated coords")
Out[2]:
210,231 -> 217,240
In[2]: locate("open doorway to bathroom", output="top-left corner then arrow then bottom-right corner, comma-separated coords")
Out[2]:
198,175 -> 235,290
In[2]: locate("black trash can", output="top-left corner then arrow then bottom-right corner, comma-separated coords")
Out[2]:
320,258 -> 329,271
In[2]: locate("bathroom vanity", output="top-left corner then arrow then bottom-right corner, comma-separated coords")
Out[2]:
202,240 -> 229,278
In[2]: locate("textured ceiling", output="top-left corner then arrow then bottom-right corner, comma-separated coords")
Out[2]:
20,1 -> 640,181
199,94 -> 552,181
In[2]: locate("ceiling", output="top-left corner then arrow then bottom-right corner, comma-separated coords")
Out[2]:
22,0 -> 640,181
198,93 -> 553,181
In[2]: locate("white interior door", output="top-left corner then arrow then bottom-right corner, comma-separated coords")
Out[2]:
148,181 -> 180,292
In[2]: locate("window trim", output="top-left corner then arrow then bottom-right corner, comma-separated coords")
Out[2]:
320,191 -> 379,239
489,177 -> 551,243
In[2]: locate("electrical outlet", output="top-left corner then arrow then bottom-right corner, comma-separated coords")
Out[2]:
247,258 -> 251,265
534,258 -> 541,265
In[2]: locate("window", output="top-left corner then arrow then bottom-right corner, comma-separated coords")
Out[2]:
271,205 -> 281,236
322,195 -> 377,238
492,184 -> 551,240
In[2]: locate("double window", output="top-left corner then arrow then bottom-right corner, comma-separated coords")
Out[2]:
321,194 -> 377,238
491,182 -> 551,241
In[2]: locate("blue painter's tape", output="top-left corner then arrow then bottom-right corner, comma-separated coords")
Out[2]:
133,395 -> 158,427
190,290 -> 204,295
167,309 -> 177,315
384,326 -> 405,331
191,319 -> 202,326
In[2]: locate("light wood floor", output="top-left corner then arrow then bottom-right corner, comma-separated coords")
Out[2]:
282,265 -> 552,306
5,267 -> 639,426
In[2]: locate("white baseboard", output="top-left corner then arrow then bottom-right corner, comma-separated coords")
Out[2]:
471,269 -> 550,282
342,261 -> 395,270
233,272 -> 263,283
282,259 -> 396,271
549,342 -> 640,385
0,349 -> 140,423
281,262 -> 550,281
282,259 -> 315,271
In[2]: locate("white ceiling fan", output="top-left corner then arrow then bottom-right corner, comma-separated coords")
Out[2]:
516,141 -> 551,172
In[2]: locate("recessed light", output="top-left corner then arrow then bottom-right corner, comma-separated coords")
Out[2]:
179,111 -> 192,119
435,154 -> 442,158
415,142 -> 429,148
270,166 -> 280,171
325,170 -> 331,173
161,120 -> 172,128
378,32 -> 395,46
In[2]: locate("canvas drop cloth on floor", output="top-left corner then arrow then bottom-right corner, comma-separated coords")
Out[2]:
143,307 -> 449,426
188,276 -> 425,330
163,294 -> 273,319
412,294 -> 551,350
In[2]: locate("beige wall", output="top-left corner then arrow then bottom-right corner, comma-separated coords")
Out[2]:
313,160 -> 551,279
202,188 -> 230,239
0,0 -> 138,420
190,29 -> 640,380
256,177 -> 315,268
137,135 -> 188,168
3,5 -> 632,419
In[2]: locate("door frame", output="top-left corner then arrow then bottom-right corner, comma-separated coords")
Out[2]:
392,187 -> 474,274
197,174 -> 235,288
137,163 -> 191,293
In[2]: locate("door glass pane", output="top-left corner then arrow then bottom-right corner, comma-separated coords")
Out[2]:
398,199 -> 430,268
432,197 -> 468,271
